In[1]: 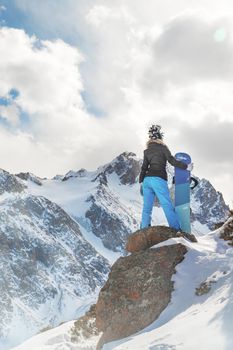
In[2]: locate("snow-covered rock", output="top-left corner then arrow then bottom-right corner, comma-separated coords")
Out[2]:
62,168 -> 89,181
85,183 -> 138,252
190,178 -> 229,229
94,152 -> 142,185
16,172 -> 44,186
0,169 -> 26,194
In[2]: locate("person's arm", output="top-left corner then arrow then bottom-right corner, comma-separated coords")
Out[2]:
139,151 -> 149,183
164,146 -> 187,169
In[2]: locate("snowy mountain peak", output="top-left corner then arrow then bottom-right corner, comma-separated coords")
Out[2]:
62,168 -> 88,181
16,172 -> 43,186
0,169 -> 26,194
191,176 -> 229,229
95,151 -> 141,185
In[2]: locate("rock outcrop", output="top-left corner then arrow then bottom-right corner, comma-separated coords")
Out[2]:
219,211 -> 233,246
96,239 -> 187,348
126,225 -> 197,252
71,305 -> 100,344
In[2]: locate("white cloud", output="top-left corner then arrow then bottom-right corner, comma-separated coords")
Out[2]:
0,28 -> 84,113
0,104 -> 20,126
86,5 -> 117,26
142,14 -> 233,91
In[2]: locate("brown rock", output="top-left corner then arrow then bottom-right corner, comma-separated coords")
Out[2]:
71,304 -> 100,343
126,225 -> 187,253
96,243 -> 187,349
220,214 -> 233,246
195,280 -> 216,296
214,222 -> 225,230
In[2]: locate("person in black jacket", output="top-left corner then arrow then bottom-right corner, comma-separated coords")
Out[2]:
139,125 -> 192,230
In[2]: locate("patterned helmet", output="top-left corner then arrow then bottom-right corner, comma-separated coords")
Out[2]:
148,125 -> 164,140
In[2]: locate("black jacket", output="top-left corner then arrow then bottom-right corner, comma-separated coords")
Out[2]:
139,142 -> 187,183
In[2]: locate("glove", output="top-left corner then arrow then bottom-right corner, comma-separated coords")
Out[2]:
187,163 -> 194,172
190,177 -> 199,190
140,184 -> 143,196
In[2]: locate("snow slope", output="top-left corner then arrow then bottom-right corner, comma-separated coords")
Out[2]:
12,227 -> 233,350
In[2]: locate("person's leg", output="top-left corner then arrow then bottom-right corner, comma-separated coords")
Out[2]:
140,177 -> 155,229
151,177 -> 180,230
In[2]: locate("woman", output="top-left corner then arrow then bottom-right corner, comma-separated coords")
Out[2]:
139,125 -> 193,230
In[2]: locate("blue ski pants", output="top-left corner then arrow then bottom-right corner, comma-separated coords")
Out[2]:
140,176 -> 180,230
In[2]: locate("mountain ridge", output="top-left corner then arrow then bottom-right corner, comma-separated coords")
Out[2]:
0,151 -> 230,349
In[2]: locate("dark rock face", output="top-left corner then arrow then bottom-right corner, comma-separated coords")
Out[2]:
62,168 -> 87,181
85,184 -> 138,252
94,152 -> 141,185
96,243 -> 187,347
16,172 -> 43,186
0,169 -> 26,194
219,213 -> 233,246
190,178 -> 229,229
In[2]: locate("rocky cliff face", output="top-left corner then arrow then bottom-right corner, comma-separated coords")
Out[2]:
219,211 -> 233,245
0,193 -> 109,349
0,169 -> 26,194
85,183 -> 138,252
16,172 -> 43,186
94,152 -> 142,185
190,178 -> 229,229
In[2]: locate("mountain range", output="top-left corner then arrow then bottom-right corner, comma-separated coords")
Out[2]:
0,151 -> 230,349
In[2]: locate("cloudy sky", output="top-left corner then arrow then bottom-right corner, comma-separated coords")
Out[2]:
0,0 -> 232,205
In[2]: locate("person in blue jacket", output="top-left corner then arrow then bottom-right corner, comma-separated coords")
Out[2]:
139,125 -> 193,230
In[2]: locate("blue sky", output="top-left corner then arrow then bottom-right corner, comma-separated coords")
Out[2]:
0,0 -> 232,204
0,0 -> 74,42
